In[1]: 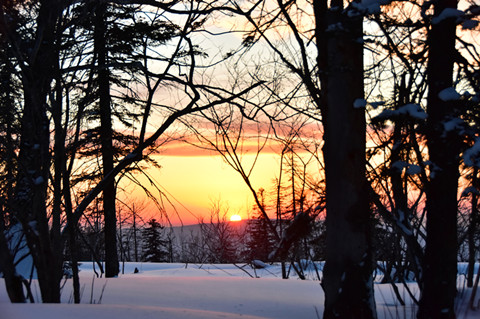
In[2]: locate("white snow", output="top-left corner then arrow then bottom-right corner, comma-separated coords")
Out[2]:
392,161 -> 422,175
443,118 -> 464,132
251,260 -> 268,269
431,8 -> 465,24
1,263 -> 323,319
462,186 -> 480,196
464,138 -> 480,167
2,304 -> 266,319
438,87 -> 461,101
354,98 -> 367,109
351,0 -> 392,14
406,164 -> 421,175
462,19 -> 479,30
33,176 -> 44,185
397,104 -> 427,119
392,161 -> 408,172
396,211 -> 413,236
1,262 -> 479,319
325,22 -> 345,32
124,153 -> 138,160
376,104 -> 427,120
369,101 -> 385,109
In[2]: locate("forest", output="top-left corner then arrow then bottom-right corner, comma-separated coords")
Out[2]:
0,0 -> 479,318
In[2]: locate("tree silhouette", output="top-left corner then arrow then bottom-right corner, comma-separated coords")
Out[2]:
142,219 -> 169,262
246,203 -> 276,262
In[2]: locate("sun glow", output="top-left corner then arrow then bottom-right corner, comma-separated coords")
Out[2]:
230,214 -> 242,222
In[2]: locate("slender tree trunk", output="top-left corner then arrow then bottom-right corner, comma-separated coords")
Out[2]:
316,2 -> 377,318
390,75 -> 424,284
419,0 -> 459,318
0,42 -> 25,303
94,1 -> 119,278
467,168 -> 478,288
134,211 -> 138,262
0,221 -> 26,303
51,76 -> 63,287
13,0 -> 65,302
63,170 -> 81,303
391,74 -> 409,223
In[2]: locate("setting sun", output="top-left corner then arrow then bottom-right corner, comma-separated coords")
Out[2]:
230,214 -> 242,222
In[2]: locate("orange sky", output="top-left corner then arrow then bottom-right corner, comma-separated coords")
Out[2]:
113,116 -> 323,226
119,147 -> 285,226
117,131 -> 324,226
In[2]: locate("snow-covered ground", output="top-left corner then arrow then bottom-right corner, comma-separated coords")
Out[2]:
1,262 -> 479,319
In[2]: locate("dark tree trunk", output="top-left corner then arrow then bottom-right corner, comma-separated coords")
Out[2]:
14,0 -> 64,303
20,55 -> 63,305
0,222 -> 26,303
0,30 -> 25,303
52,71 -> 82,303
391,74 -> 409,222
316,2 -> 376,318
467,168 -> 478,288
419,0 -> 459,318
391,75 -> 424,284
94,2 -> 119,278
134,212 -> 138,262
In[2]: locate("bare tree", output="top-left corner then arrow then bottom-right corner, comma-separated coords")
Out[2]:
0,0 -> 262,303
198,200 -> 243,263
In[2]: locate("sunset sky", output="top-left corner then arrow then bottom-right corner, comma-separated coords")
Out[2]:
119,141 -> 288,226
109,2 -> 327,227
118,122 -> 323,226
155,152 -> 279,224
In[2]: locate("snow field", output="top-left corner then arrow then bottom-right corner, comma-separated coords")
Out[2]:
1,262 -> 479,319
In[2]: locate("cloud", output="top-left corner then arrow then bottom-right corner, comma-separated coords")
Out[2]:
153,121 -> 323,157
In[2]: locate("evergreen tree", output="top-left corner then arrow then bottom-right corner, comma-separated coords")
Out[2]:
0,29 -> 23,301
142,219 -> 168,262
246,212 -> 275,262
69,0 -> 176,277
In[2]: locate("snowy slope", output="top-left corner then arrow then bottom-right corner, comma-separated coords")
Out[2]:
1,262 -> 479,319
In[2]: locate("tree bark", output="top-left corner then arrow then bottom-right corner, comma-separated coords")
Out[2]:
316,2 -> 377,318
0,24 -> 25,302
0,222 -> 26,303
418,0 -> 459,318
94,1 -> 119,278
13,0 -> 64,303
467,168 -> 478,288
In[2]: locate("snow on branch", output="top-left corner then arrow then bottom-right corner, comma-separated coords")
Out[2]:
350,0 -> 393,15
353,98 -> 367,109
464,138 -> 480,167
392,161 -> 422,175
431,8 -> 465,24
462,186 -> 480,197
438,87 -> 461,102
375,103 -> 427,121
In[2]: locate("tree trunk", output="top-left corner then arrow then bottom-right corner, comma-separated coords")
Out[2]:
418,0 -> 459,318
467,168 -> 478,288
316,3 -> 377,318
134,212 -> 138,262
94,1 -> 119,278
13,0 -> 64,303
20,59 -> 63,305
0,222 -> 26,303
0,34 -> 25,303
